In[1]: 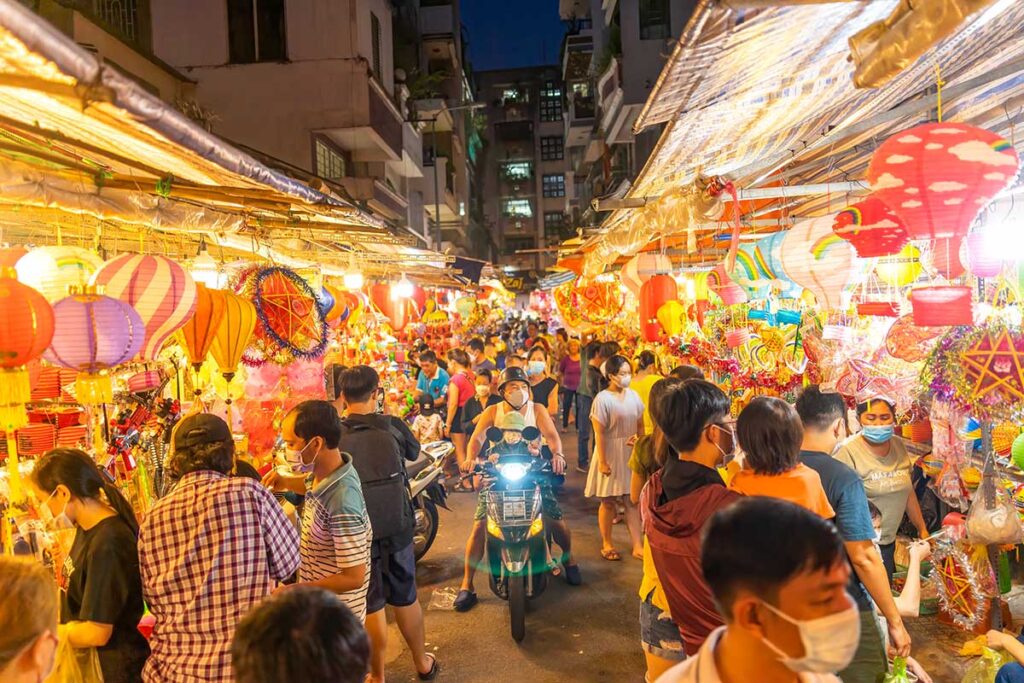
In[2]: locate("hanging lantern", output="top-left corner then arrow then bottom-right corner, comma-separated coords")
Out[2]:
45,288 -> 145,403
316,286 -> 335,319
731,243 -> 772,300
16,246 -> 103,302
867,122 -> 1020,241
621,253 -> 672,297
856,301 -> 901,317
0,246 -> 26,269
409,285 -> 427,318
832,195 -> 909,257
178,284 -> 227,375
571,276 -> 624,324
781,214 -> 867,312
708,263 -> 747,306
210,292 -> 257,384
928,237 -> 965,279
639,275 -> 678,342
909,286 -> 973,327
656,300 -> 687,337
875,244 -> 922,287
322,284 -> 346,322
92,254 -> 197,362
964,230 -> 1003,278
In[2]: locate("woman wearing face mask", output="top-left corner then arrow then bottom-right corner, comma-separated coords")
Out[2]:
30,448 -> 150,683
0,557 -> 59,683
833,395 -> 929,582
630,350 -> 663,438
526,346 -> 559,420
445,349 -> 475,473
585,354 -> 646,561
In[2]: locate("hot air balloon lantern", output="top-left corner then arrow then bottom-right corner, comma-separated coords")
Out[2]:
177,284 -> 227,399
928,237 -> 965,280
868,122 -> 1020,241
0,269 -> 55,503
832,196 -> 909,257
639,275 -> 678,342
781,214 -> 867,312
708,263 -> 747,306
210,292 -> 257,418
91,254 -> 198,362
16,246 -> 103,302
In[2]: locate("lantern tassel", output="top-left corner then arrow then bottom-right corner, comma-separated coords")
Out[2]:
76,372 -> 114,405
0,368 -> 31,427
5,432 -> 24,504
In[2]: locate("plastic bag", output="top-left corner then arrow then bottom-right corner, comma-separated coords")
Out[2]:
961,646 -> 1014,683
45,636 -> 104,683
966,469 -> 1024,546
883,657 -> 909,683
428,586 -> 458,611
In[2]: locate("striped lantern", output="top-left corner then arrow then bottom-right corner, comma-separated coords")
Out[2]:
210,292 -> 257,384
91,254 -> 197,362
45,290 -> 145,404
178,283 -> 227,374
15,246 -> 103,302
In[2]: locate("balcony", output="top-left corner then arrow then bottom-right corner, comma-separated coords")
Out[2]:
335,177 -> 408,222
562,29 -> 594,82
421,156 -> 459,225
320,75 -> 406,166
564,94 -> 595,148
597,56 -> 641,146
421,3 -> 458,67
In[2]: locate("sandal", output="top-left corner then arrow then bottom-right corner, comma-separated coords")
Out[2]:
417,653 -> 440,681
451,480 -> 475,493
601,548 -> 622,561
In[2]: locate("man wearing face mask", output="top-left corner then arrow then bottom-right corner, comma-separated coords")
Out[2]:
643,378 -> 742,656
657,497 -> 859,683
795,387 -> 914,683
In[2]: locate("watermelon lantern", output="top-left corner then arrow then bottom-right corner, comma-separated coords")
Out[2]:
639,275 -> 677,342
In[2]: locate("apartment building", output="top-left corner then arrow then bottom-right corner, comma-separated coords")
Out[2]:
478,66 -> 572,273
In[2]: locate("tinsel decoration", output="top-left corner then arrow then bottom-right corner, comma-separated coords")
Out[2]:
931,542 -> 989,631
235,266 -> 327,366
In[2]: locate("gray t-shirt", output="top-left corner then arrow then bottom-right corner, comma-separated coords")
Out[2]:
833,435 -> 912,545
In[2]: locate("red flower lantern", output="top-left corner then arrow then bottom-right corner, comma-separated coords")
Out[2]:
868,122 -> 1020,241
832,196 -> 909,257
639,275 -> 678,342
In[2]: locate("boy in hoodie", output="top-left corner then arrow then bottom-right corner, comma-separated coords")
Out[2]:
642,378 -> 742,656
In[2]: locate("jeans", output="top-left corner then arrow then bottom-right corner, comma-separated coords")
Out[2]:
561,389 -> 576,429
576,393 -> 593,468
997,630 -> 1024,682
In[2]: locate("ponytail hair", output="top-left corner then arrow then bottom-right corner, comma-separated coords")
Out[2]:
32,448 -> 140,537
636,350 -> 657,372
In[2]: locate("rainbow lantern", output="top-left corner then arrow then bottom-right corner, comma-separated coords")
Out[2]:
178,284 -> 227,398
781,214 -> 866,312
15,246 -> 102,302
45,288 -> 145,404
0,269 -> 55,504
92,254 -> 197,362
832,195 -> 909,257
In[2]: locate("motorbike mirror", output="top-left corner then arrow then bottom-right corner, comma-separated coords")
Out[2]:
485,426 -> 504,443
521,426 -> 540,441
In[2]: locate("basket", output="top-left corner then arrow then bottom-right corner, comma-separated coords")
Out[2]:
910,286 -> 973,326
725,329 -> 750,348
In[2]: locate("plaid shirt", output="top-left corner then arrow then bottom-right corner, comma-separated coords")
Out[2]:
138,471 -> 299,683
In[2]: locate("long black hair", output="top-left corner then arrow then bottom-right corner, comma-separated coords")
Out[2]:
33,448 -> 140,537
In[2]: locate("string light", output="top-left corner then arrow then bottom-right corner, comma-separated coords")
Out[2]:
394,273 -> 414,299
343,253 -> 364,290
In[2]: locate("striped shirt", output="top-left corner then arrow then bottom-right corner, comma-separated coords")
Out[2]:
300,453 -> 372,622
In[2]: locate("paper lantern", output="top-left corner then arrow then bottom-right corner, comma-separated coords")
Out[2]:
0,246 -> 26,268
639,275 -> 678,342
249,267 -> 327,362
92,254 -> 197,362
781,215 -> 866,312
832,196 -> 909,257
656,300 -> 687,337
885,314 -> 943,362
316,286 -> 335,319
732,243 -> 772,300
45,290 -> 145,403
455,296 -> 477,318
210,292 -> 257,382
322,284 -> 345,322
867,122 -> 1019,240
16,246 -> 103,302
178,284 -> 227,376
708,263 -> 747,306
621,253 -> 672,297
928,237 -> 965,279
857,301 -> 901,317
964,231 -> 1003,278
992,423 -> 1020,457
410,285 -> 427,318
1012,433 -> 1024,471
725,329 -> 750,348
571,277 -> 624,324
875,244 -> 922,287
909,286 -> 973,326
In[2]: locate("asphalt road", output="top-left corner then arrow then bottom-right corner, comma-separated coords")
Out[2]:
385,430 -> 647,683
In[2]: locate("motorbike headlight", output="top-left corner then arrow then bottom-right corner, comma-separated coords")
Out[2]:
528,515 -> 544,538
499,463 -> 529,482
486,517 -> 504,540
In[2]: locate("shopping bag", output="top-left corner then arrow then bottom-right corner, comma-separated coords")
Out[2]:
966,466 -> 1024,546
45,636 -> 104,683
961,646 -> 1014,683
883,657 -> 909,683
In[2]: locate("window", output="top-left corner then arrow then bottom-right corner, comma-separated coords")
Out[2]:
571,81 -> 591,98
315,140 -> 346,179
501,87 -> 528,105
370,12 -> 382,79
540,136 -> 564,161
501,161 -> 533,181
542,174 -> 566,198
228,0 -> 287,63
94,0 -> 139,42
540,80 -> 562,122
544,211 -> 565,234
639,0 -> 671,40
505,237 -> 535,254
502,198 -> 533,218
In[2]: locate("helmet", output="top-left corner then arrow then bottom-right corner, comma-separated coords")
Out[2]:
496,411 -> 527,432
497,367 -> 529,393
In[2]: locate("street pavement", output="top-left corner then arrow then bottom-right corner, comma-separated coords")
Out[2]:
386,429 -> 647,682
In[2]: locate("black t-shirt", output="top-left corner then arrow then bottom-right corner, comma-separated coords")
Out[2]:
62,516 -> 149,683
531,377 -> 558,407
461,394 -> 502,433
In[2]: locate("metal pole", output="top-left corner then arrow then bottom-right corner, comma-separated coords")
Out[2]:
432,117 -> 441,250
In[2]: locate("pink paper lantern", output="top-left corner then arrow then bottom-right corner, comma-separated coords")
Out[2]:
964,231 -> 1003,278
91,254 -> 197,362
45,294 -> 145,371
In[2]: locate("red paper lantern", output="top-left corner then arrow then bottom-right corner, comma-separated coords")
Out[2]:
929,237 -> 965,279
910,286 -> 973,327
369,284 -> 414,332
868,122 -> 1019,240
857,301 -> 901,317
832,196 -> 909,257
0,271 -> 55,432
639,275 -> 677,342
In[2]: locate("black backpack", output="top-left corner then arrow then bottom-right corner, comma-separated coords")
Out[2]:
339,416 -> 415,543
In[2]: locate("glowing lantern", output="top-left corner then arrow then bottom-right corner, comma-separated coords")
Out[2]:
909,286 -> 973,326
867,122 -> 1019,240
393,274 -> 414,299
708,263 -> 747,306
781,215 -> 867,312
964,230 -> 1003,278
322,284 -> 346,323
409,285 -> 427,318
621,253 -> 672,297
0,246 -> 26,268
875,244 -> 922,287
16,246 -> 102,302
178,284 -> 227,375
928,237 -> 965,279
657,300 -> 687,337
316,286 -> 335,319
832,196 -> 909,257
45,289 -> 145,403
639,275 -> 677,342
92,254 -> 197,362
210,292 -> 256,414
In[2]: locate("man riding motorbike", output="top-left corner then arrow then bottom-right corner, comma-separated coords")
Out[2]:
454,368 -> 582,611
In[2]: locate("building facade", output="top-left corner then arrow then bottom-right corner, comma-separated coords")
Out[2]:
478,66 -> 571,273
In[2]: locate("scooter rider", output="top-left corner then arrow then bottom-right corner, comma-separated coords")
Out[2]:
454,368 -> 582,612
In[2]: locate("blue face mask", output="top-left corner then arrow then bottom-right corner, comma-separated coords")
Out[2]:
861,425 -> 894,444
527,360 -> 546,376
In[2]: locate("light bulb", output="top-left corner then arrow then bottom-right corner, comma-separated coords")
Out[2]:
343,253 -> 364,290
395,273 -> 414,298
191,248 -> 220,288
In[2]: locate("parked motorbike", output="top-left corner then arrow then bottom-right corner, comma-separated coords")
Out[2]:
408,440 -> 453,560
475,425 -> 554,642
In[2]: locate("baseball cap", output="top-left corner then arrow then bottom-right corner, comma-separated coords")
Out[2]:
173,413 -> 232,450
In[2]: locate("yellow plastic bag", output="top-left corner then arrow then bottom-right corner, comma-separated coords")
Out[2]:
45,636 -> 104,683
961,646 -> 1014,683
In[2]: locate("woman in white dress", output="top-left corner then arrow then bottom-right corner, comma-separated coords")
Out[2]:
586,354 -> 646,561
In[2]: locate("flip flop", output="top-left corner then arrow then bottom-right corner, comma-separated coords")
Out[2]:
601,548 -> 622,561
418,653 -> 440,681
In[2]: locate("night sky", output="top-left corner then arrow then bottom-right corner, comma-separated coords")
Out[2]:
461,0 -> 567,72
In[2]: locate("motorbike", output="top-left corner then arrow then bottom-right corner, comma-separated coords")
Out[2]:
475,425 -> 555,642
408,440 -> 453,560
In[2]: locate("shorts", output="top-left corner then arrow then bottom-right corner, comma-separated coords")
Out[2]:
449,406 -> 466,434
474,484 -> 563,521
639,592 -> 687,661
366,540 -> 418,614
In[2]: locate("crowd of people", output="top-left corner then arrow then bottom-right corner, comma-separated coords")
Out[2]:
1,314 -> 1017,683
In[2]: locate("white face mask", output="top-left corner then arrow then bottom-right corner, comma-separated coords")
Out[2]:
40,489 -> 74,531
759,600 -> 861,674
285,439 -> 318,475
616,373 -> 632,388
504,388 -> 529,410
475,384 -> 490,398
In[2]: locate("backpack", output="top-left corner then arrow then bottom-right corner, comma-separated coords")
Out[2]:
339,415 -> 415,543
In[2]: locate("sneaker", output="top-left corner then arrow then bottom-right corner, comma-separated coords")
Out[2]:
453,590 -> 478,612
